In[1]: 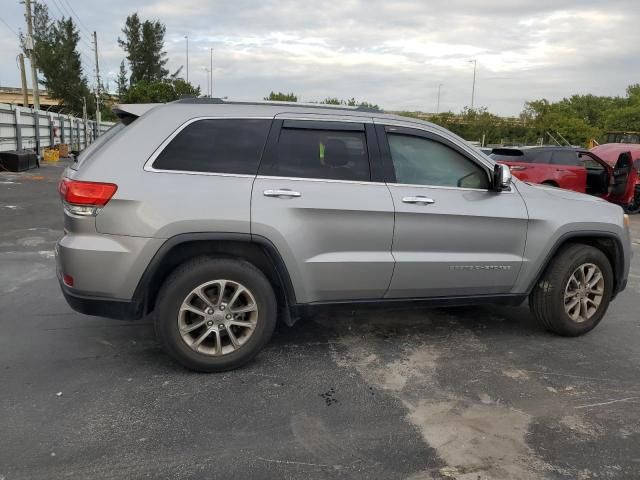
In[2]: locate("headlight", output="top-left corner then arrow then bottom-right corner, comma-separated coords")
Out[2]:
624,214 -> 630,229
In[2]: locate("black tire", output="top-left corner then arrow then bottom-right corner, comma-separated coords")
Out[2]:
541,181 -> 558,187
154,257 -> 277,372
624,191 -> 640,214
529,244 -> 613,336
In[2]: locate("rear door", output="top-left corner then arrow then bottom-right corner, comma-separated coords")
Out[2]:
251,118 -> 395,303
548,150 -> 587,192
378,122 -> 528,298
606,151 -> 637,206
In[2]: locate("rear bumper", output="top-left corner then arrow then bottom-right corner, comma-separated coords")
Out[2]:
59,280 -> 144,320
55,235 -> 151,320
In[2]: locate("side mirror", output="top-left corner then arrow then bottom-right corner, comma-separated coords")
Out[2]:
493,163 -> 512,192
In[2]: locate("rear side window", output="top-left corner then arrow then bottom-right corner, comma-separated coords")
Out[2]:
550,150 -> 579,166
263,127 -> 370,181
490,152 -> 532,163
153,119 -> 271,174
524,150 -> 552,164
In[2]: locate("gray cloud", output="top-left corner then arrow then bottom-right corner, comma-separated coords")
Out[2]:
1,0 -> 639,114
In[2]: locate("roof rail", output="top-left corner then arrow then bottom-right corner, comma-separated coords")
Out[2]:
173,97 -> 382,113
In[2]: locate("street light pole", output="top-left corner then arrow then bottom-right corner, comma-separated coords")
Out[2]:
210,47 -> 213,98
436,83 -> 443,113
469,59 -> 477,110
204,68 -> 210,97
185,35 -> 189,83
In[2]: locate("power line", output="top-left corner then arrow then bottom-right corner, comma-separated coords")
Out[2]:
42,0 -> 94,78
60,0 -> 92,38
0,16 -> 19,38
46,0 -> 92,51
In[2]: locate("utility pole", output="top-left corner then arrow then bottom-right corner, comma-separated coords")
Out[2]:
185,35 -> 189,83
436,83 -> 443,114
210,47 -> 213,97
469,59 -> 477,110
23,0 -> 39,111
18,54 -> 29,107
24,0 -> 40,153
82,97 -> 88,147
93,31 -> 101,130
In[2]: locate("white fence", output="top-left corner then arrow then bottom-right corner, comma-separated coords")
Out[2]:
0,102 -> 114,153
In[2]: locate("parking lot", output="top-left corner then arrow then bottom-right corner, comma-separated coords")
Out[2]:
1,160 -> 639,480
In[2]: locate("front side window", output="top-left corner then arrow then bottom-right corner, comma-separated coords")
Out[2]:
387,133 -> 489,189
153,119 -> 271,174
263,127 -> 370,181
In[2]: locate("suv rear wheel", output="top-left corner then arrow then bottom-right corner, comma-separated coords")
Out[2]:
529,244 -> 613,336
155,257 -> 277,372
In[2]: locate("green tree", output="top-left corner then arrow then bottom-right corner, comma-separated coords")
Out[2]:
26,4 -> 92,115
321,97 -> 341,105
122,79 -> 200,103
320,97 -> 379,110
116,60 -> 128,100
118,13 -> 168,85
264,91 -> 297,102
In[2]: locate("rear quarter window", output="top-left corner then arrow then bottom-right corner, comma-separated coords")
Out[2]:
550,150 -> 579,166
152,119 -> 271,174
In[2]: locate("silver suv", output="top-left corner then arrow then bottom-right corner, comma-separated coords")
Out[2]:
56,99 -> 632,372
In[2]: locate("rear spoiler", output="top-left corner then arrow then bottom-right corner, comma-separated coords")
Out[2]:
112,103 -> 160,125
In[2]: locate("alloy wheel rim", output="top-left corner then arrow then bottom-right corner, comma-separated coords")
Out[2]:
563,263 -> 604,323
177,279 -> 258,356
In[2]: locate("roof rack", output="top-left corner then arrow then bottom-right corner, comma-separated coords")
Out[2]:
173,97 -> 382,113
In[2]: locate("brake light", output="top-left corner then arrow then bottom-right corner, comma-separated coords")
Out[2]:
59,178 -> 117,216
59,178 -> 117,206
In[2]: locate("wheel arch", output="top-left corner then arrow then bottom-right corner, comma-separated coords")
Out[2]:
527,231 -> 625,297
133,233 -> 299,325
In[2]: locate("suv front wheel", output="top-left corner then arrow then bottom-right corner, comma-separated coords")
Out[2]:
155,257 -> 277,372
529,244 -> 613,336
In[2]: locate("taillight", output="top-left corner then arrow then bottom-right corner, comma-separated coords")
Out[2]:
58,178 -> 117,216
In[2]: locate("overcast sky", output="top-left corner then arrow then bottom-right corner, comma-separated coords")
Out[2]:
1,0 -> 639,115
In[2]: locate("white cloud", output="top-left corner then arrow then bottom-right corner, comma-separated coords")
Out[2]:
0,0 -> 638,114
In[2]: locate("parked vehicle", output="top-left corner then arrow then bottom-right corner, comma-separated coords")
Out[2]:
490,146 -> 637,209
591,143 -> 640,213
56,99 -> 632,372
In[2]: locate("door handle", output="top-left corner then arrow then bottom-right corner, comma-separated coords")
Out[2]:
263,189 -> 302,198
402,196 -> 435,205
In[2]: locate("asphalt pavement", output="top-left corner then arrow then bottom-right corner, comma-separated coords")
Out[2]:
1,160 -> 639,480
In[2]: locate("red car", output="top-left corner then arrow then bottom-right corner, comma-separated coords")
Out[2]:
591,143 -> 640,213
489,146 -> 638,210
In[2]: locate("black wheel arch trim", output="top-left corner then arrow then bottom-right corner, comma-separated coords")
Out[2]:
132,232 -> 299,320
526,230 -> 627,297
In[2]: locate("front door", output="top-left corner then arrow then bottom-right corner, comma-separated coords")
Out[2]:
251,119 -> 395,303
377,123 -> 529,298
606,151 -> 637,206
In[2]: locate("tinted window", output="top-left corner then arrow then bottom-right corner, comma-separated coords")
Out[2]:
153,119 -> 270,174
525,150 -> 552,164
550,150 -> 579,166
490,152 -> 533,163
264,127 -> 370,181
388,134 -> 489,189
